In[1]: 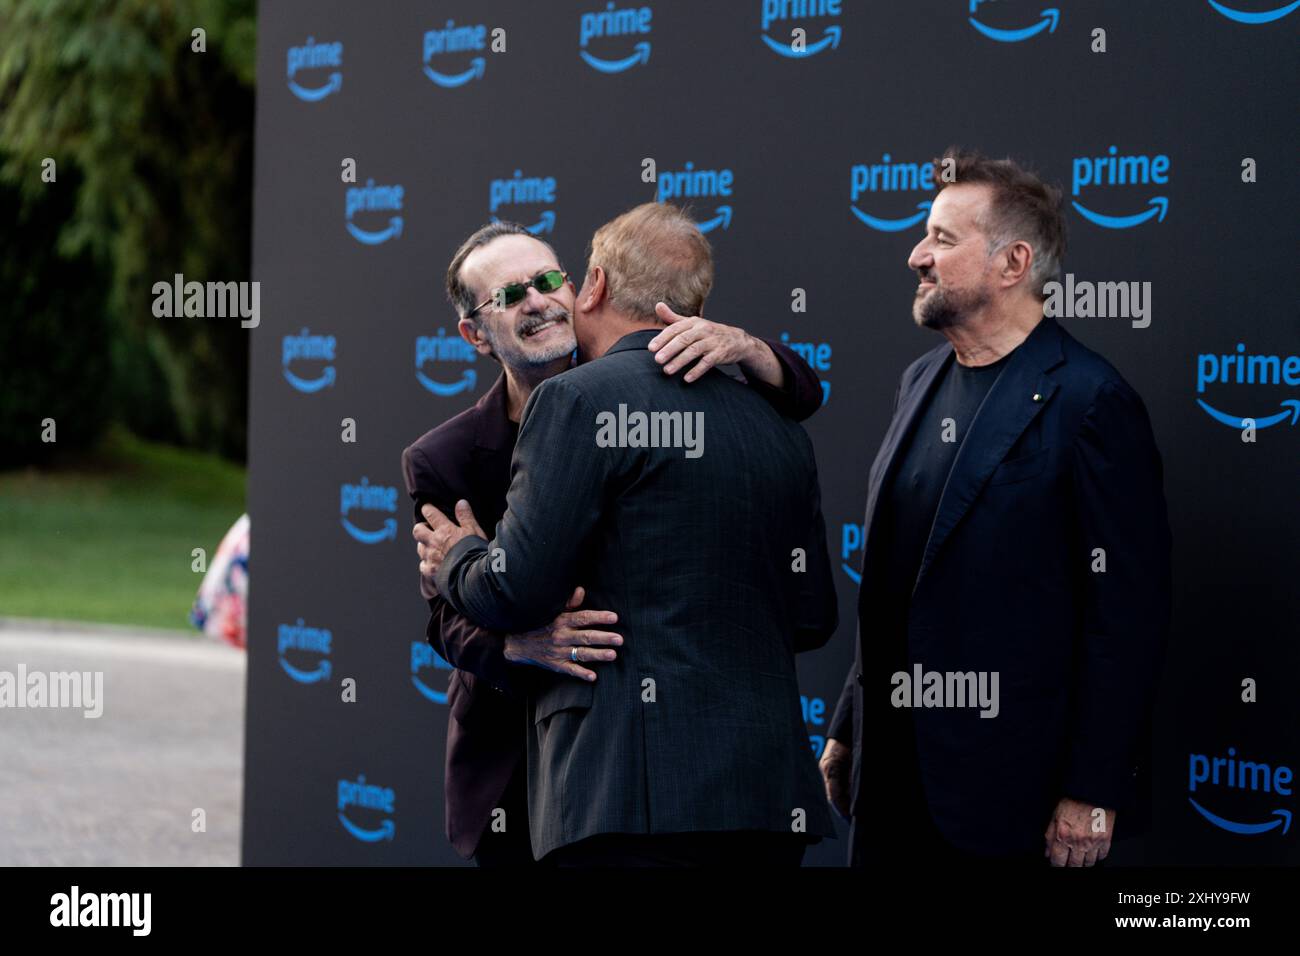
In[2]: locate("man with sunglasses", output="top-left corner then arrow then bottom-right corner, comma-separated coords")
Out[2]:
402,219 -> 825,866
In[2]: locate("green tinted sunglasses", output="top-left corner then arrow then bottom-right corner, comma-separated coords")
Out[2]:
469,269 -> 568,318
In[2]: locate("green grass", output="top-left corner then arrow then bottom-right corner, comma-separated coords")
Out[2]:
0,428 -> 246,630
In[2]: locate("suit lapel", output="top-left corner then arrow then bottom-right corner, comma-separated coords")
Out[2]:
471,372 -> 513,453
466,372 -> 516,530
915,318 -> 1065,586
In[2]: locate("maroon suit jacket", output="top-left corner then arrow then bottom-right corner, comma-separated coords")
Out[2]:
401,339 -> 824,859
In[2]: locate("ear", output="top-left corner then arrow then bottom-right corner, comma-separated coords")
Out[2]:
458,316 -> 493,358
577,266 -> 606,314
1000,239 -> 1034,289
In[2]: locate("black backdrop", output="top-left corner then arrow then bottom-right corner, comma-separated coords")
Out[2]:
244,0 -> 1298,866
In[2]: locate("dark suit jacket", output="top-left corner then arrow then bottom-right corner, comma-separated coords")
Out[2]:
403,338 -> 824,859
829,316 -> 1171,857
433,329 -> 838,860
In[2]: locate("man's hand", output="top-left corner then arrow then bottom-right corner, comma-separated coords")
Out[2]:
819,738 -> 852,821
504,586 -> 621,681
648,303 -> 781,386
413,500 -> 486,581
1044,797 -> 1116,867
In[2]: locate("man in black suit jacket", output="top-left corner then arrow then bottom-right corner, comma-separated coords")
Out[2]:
403,220 -> 827,865
820,149 -> 1171,868
423,202 -> 838,865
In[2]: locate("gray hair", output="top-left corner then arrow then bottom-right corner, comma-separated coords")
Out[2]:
587,202 -> 713,321
445,221 -> 562,319
933,148 -> 1067,298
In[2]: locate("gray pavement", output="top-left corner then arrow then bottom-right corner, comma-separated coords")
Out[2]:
0,619 -> 245,866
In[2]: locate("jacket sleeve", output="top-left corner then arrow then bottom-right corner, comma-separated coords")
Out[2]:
827,369 -> 906,747
400,442 -> 518,695
421,595 -> 518,695
1061,379 -> 1172,811
792,450 -> 838,652
828,663 -> 857,746
435,377 -> 612,633
746,337 -> 825,423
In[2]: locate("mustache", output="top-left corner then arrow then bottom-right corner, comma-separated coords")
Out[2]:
518,307 -> 570,337
916,268 -> 937,284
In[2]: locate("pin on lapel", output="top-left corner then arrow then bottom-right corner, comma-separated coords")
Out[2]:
1032,392 -> 1043,403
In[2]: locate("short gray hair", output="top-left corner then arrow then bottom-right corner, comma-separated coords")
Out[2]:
445,221 -> 562,320
587,202 -> 713,321
932,148 -> 1067,298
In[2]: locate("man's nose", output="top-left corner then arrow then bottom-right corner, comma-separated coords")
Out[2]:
521,285 -> 549,313
907,241 -> 932,273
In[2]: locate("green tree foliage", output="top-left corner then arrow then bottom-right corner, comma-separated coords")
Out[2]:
0,0 -> 256,461
0,169 -> 114,467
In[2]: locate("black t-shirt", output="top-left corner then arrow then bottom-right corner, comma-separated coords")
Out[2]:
857,348 -> 1019,832
861,348 -> 1016,828
875,348 -> 1014,667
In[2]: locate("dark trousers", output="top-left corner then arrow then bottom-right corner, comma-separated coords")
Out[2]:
472,763 -> 538,867
850,699 -> 1053,869
544,830 -> 811,867
848,616 -> 1053,869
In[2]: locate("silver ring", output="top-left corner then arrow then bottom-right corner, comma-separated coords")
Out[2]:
570,648 -> 580,662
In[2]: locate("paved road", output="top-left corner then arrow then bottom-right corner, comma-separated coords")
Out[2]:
0,620 -> 244,866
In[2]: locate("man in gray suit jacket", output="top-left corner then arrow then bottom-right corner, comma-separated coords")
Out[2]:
425,201 -> 837,865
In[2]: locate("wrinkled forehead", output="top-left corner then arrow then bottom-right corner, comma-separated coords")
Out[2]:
928,182 -> 994,235
462,234 -> 561,297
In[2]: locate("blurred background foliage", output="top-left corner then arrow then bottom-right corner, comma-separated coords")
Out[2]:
0,0 -> 256,466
